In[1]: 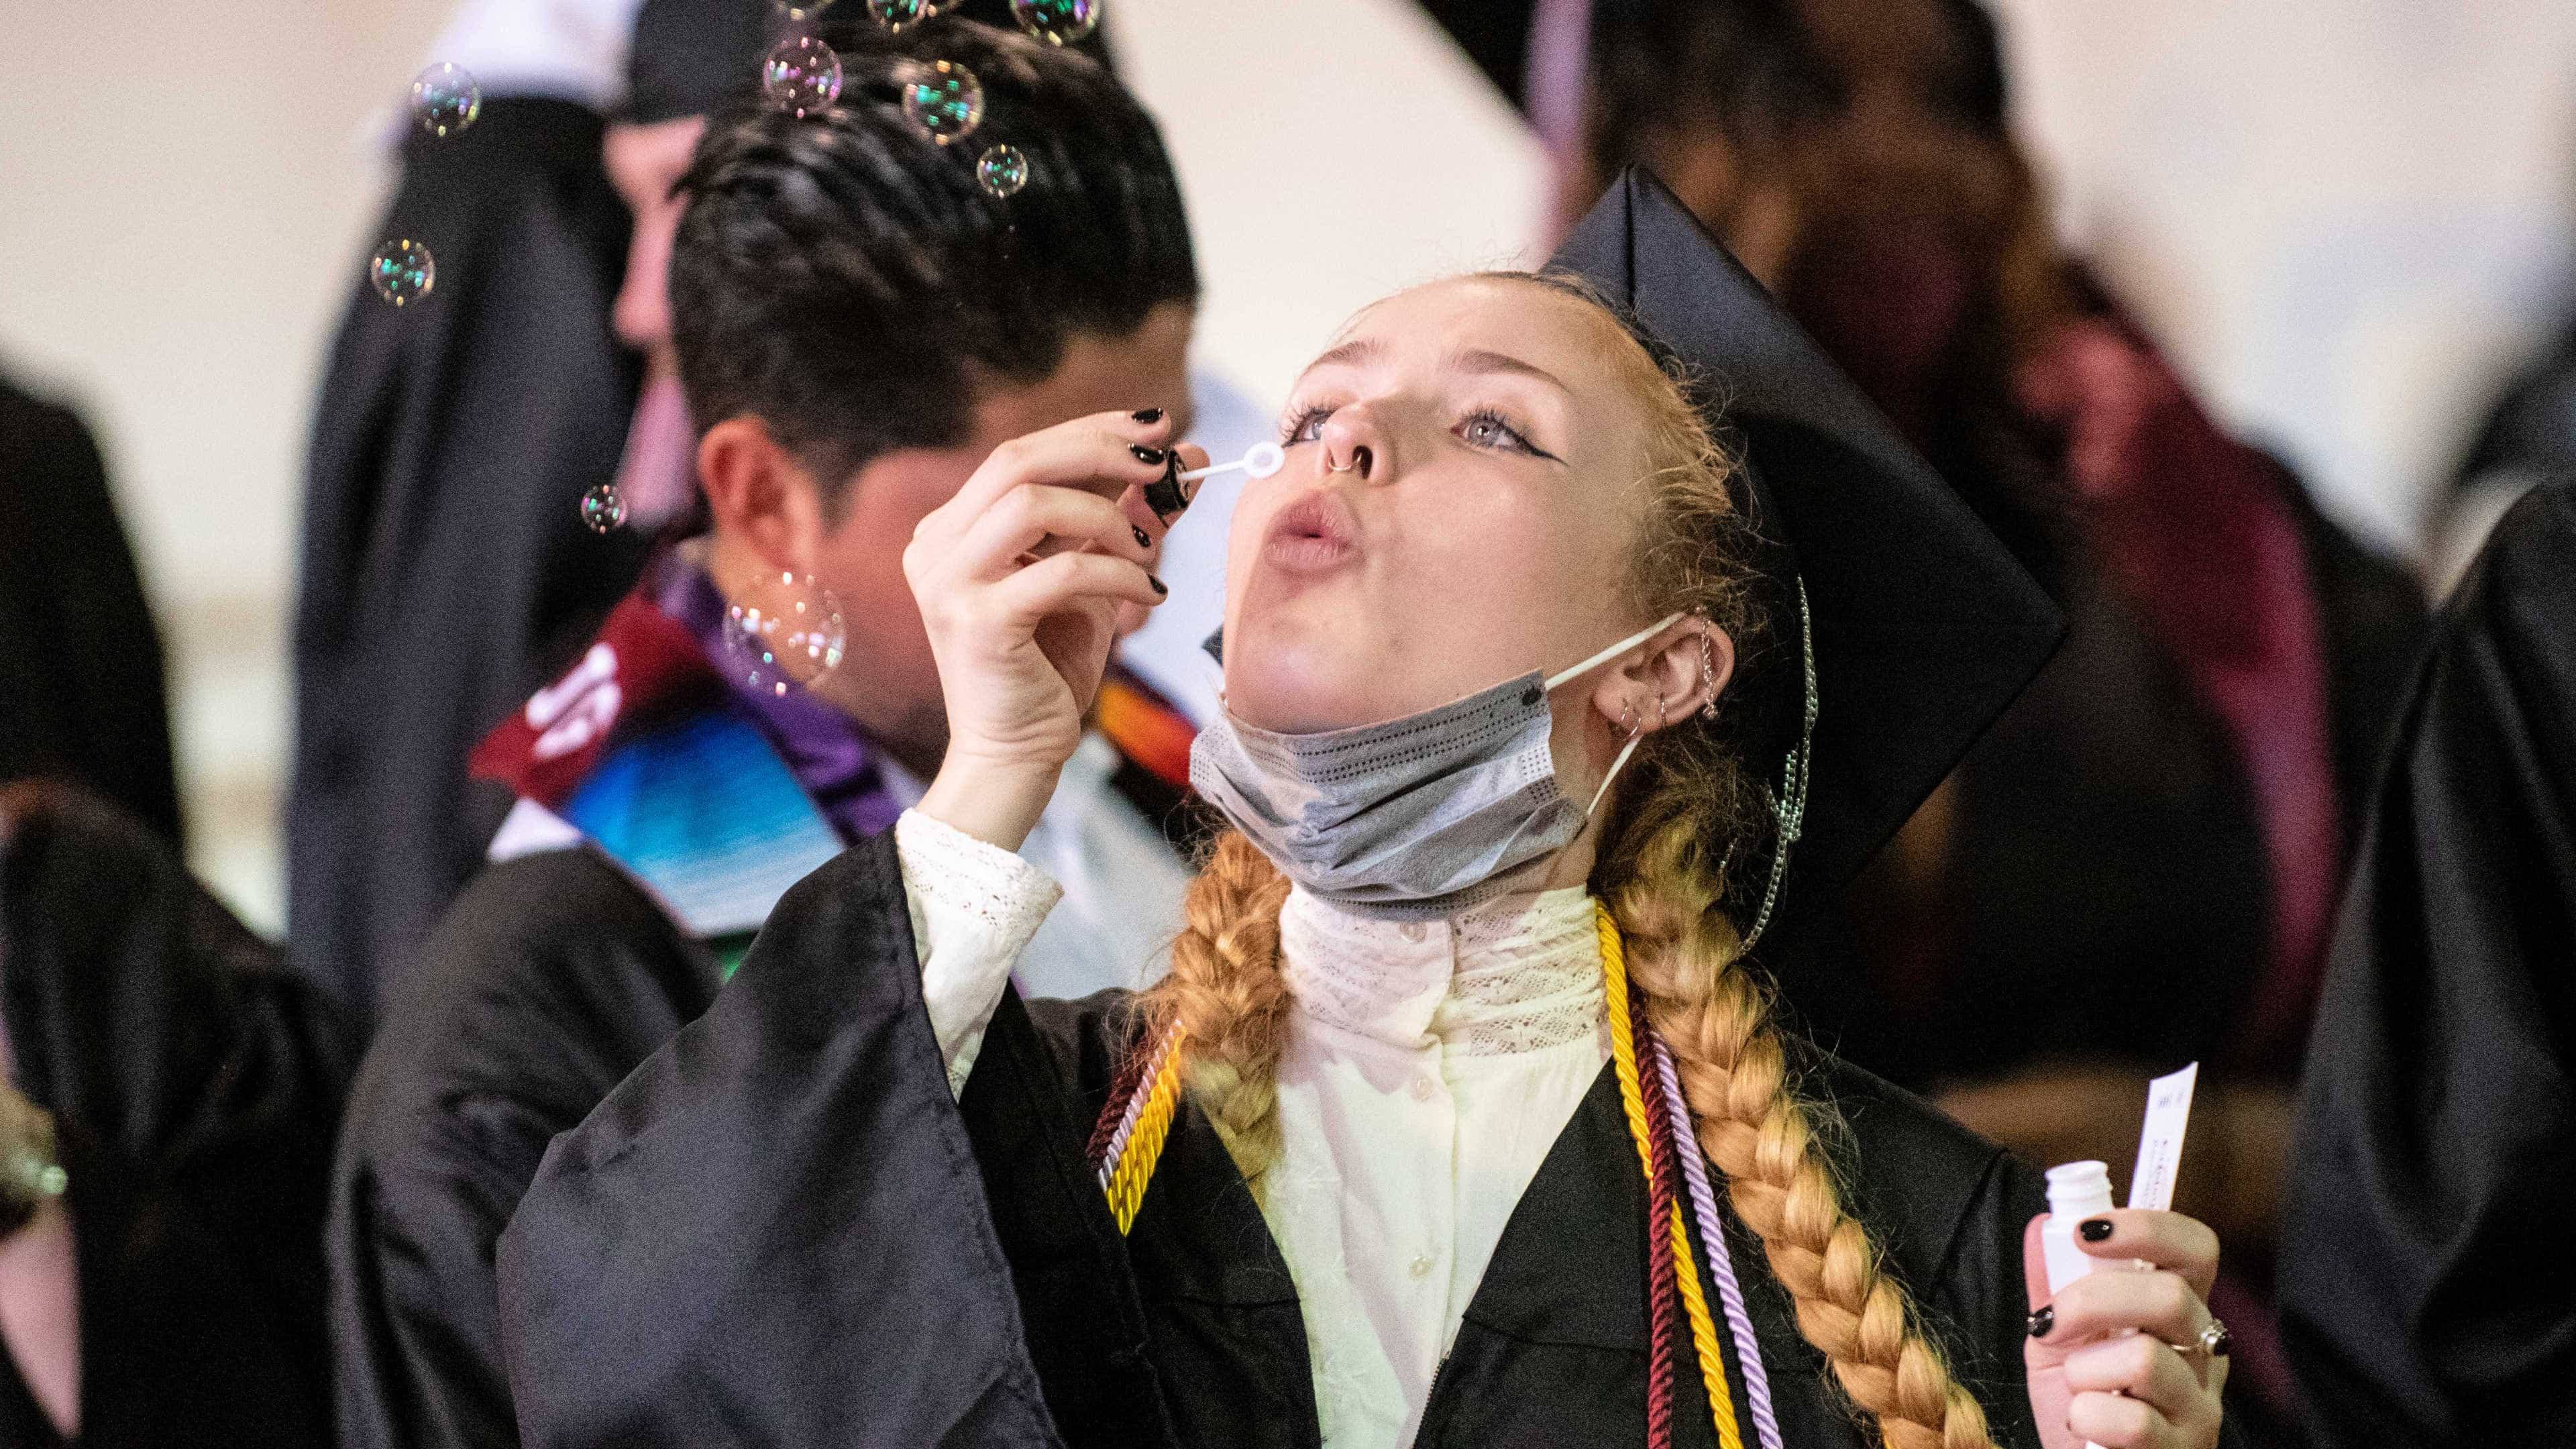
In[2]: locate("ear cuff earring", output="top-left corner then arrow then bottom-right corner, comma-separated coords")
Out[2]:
1697,626 -> 1721,720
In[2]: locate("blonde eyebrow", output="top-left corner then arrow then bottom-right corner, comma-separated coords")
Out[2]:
1450,347 -> 1569,394
1296,335 -> 1387,380
1291,338 -> 1566,395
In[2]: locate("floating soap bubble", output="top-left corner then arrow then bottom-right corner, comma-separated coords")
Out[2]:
579,484 -> 627,533
898,59 -> 984,145
411,63 -> 481,138
1009,0 -> 1099,44
867,0 -> 934,30
976,144 -> 1029,197
369,239 -> 435,306
724,574 -> 847,696
763,36 -> 843,117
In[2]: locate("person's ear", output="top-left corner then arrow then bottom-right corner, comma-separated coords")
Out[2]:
698,416 -> 827,574
1590,619 -> 1734,738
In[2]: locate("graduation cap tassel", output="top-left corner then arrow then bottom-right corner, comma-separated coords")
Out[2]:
1652,1032 -> 1782,1449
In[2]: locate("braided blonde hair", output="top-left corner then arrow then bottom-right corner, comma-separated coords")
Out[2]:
1137,274 -> 1997,1448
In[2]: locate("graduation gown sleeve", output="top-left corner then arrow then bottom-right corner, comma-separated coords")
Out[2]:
2279,480 -> 2576,1445
0,781 -> 354,1448
496,834 -> 1067,1448
328,849 -> 720,1449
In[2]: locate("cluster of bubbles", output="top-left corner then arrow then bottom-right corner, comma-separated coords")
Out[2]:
724,576 -> 849,696
368,64 -> 483,307
757,0 -> 1092,190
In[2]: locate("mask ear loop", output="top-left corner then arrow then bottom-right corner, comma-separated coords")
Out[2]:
1588,698 -> 1650,819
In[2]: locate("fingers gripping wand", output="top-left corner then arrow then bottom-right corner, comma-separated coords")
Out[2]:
1144,442 -> 1284,522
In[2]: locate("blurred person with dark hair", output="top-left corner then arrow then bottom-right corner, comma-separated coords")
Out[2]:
2277,480 -> 2576,1446
0,372 -> 181,847
1562,0 -> 2428,1421
0,780 -> 353,1447
288,0 -> 761,1026
326,18 -> 1205,1446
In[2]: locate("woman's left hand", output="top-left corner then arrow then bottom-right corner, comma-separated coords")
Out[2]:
2023,1209 -> 2227,1449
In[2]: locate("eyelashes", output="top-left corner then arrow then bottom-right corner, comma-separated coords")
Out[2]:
1279,404 -> 1332,446
1276,404 -> 1553,460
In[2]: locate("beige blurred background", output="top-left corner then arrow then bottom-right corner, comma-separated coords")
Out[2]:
3,0 -> 2573,932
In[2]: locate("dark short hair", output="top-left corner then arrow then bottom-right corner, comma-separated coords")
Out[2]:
669,17 -> 1197,511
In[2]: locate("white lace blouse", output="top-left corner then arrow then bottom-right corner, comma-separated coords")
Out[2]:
897,809 -> 1614,1449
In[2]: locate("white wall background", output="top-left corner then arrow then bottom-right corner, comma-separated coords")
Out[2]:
1,1 -> 457,930
1992,0 -> 2576,555
3,0 -> 2571,932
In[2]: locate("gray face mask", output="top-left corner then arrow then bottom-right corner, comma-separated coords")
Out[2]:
1187,614 -> 1681,918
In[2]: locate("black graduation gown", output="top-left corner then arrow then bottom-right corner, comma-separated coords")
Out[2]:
0,782 -> 353,1448
288,95 -> 649,1024
497,833 -> 2057,1448
329,848 -> 721,1449
2276,480 -> 2576,1446
0,376 -> 181,847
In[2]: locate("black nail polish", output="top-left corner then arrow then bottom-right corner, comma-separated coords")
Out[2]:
1132,525 -> 1151,549
1131,407 -> 1164,425
1143,455 -> 1188,521
2080,1218 -> 2114,1244
1148,574 -> 1167,596
2027,1306 -> 2053,1339
1129,444 -> 1167,466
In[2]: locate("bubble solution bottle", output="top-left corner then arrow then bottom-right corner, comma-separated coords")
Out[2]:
2041,1160 -> 2115,1294
2041,1160 -> 2118,1449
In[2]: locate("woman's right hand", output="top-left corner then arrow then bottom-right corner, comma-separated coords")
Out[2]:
904,409 -> 1197,852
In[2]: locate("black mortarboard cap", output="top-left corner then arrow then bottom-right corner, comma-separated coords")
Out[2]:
1551,169 -> 2061,919
625,0 -> 772,124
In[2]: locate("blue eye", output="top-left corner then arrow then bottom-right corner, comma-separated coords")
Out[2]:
1458,409 -> 1540,455
1281,406 -> 1333,445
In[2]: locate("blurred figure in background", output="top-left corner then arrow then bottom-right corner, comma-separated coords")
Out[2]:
327,17 -> 1208,1446
0,371 -> 182,849
1560,0 -> 2427,1424
2279,480 -> 2576,1446
0,780 -> 352,1447
288,0 -> 688,1026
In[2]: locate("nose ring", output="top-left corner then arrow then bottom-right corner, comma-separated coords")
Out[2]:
1325,456 -> 1354,474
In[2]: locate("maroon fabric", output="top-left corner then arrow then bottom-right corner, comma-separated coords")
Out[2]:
1635,990 -> 1682,1449
2015,321 -> 2343,1066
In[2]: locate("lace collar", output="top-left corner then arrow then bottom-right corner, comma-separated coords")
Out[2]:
1277,887 -> 1607,1057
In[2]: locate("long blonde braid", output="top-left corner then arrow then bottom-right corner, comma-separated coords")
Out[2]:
1572,271 -> 2000,1449
1136,273 -> 1999,1446
1140,831 -> 1293,1184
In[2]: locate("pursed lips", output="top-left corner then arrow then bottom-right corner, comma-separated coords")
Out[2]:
1259,489 -> 1361,576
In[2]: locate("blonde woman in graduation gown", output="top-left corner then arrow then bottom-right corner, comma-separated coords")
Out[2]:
498,174 -> 2241,1449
